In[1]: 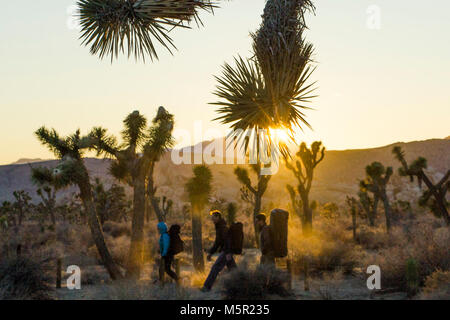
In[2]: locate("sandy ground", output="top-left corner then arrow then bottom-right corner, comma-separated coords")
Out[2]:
56,249 -> 407,300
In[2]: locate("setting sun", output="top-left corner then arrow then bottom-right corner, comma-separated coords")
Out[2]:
269,127 -> 293,144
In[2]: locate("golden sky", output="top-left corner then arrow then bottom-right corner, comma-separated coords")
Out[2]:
0,0 -> 449,165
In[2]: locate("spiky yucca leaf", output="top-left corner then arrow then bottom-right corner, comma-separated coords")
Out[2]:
212,0 -> 316,162
251,0 -> 316,127
77,0 -> 217,61
144,106 -> 175,161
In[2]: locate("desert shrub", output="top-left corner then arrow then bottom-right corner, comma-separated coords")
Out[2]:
222,266 -> 291,300
289,216 -> 360,275
356,226 -> 391,250
312,270 -> 344,300
365,225 -> 450,290
419,269 -> 450,300
0,256 -> 53,300
312,240 -> 359,274
81,266 -> 111,285
102,221 -> 130,238
87,234 -> 130,268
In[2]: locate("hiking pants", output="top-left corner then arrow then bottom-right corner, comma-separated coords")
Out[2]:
203,252 -> 237,290
260,254 -> 276,266
163,255 -> 178,281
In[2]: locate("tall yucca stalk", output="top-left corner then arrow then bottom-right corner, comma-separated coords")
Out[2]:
251,0 -> 316,130
212,0 -> 317,160
77,0 -> 217,61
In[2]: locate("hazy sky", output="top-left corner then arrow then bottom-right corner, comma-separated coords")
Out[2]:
1,0 -> 449,165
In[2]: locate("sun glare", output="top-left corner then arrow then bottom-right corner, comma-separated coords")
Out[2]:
269,127 -> 291,143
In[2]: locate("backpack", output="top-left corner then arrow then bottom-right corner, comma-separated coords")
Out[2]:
168,224 -> 184,255
270,209 -> 289,258
228,222 -> 244,255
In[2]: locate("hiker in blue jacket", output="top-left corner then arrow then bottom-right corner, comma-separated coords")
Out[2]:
157,222 -> 178,281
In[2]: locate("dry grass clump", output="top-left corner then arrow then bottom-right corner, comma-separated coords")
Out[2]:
0,255 -> 53,300
356,225 -> 392,250
312,270 -> 344,300
81,266 -> 111,285
222,265 -> 291,300
87,234 -> 131,268
102,221 -> 130,238
364,225 -> 449,290
289,216 -> 361,275
419,269 -> 450,300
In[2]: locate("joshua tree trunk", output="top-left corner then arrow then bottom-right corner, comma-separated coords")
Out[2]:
380,191 -> 392,233
253,193 -> 262,247
49,210 -> 56,227
351,205 -> 357,241
127,175 -> 146,278
78,178 -> 123,280
369,196 -> 379,227
191,204 -> 204,272
301,193 -> 312,235
147,164 -> 165,223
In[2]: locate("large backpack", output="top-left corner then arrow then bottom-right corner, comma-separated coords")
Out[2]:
270,209 -> 289,258
228,222 -> 244,255
168,224 -> 184,255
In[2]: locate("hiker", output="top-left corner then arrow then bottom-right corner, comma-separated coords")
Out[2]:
256,213 -> 275,266
201,210 -> 236,292
157,222 -> 178,282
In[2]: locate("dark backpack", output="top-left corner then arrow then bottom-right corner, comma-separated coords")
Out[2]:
228,222 -> 244,255
168,224 -> 184,255
270,209 -> 289,258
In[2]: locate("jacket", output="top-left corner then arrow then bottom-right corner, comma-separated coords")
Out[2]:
158,222 -> 170,257
209,218 -> 231,255
260,224 -> 273,256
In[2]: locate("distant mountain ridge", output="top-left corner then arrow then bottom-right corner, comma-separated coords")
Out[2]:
0,138 -> 449,207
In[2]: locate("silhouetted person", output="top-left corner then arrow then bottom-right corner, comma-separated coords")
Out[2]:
256,213 -> 275,266
201,210 -> 236,292
157,222 -> 178,282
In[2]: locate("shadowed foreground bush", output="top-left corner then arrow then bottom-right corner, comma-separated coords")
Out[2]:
0,256 -> 53,300
419,269 -> 450,300
222,266 -> 291,300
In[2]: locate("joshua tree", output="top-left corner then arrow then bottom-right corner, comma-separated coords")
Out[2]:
393,146 -> 449,225
32,128 -> 123,280
357,189 -> 378,227
0,201 -> 13,229
36,186 -> 58,227
213,1 -> 316,237
76,0 -> 217,62
11,190 -> 32,227
226,202 -> 237,225
92,179 -> 131,224
346,196 -> 358,241
285,141 -> 325,235
360,162 -> 393,233
90,107 -> 174,278
152,196 -> 173,222
212,0 -> 316,149
185,165 -> 212,272
234,165 -> 270,244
